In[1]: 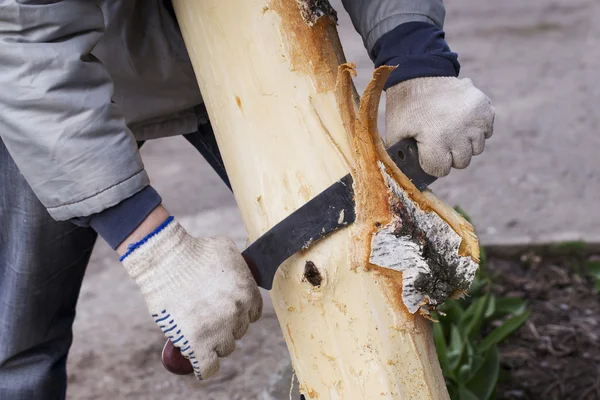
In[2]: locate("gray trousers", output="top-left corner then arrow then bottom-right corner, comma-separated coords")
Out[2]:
0,110 -> 229,398
0,138 -> 98,399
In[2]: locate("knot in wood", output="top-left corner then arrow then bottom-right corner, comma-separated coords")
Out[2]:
303,261 -> 322,287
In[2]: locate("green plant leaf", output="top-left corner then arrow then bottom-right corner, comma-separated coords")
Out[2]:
464,293 -> 491,339
466,345 -> 500,400
447,383 -> 459,400
455,339 -> 478,383
459,301 -> 476,326
448,324 -> 465,371
586,260 -> 600,275
554,240 -> 586,252
484,294 -> 496,319
458,386 -> 480,400
479,310 -> 531,351
479,245 -> 487,269
434,322 -> 452,378
466,272 -> 489,299
440,301 -> 465,326
458,364 -> 472,383
493,297 -> 527,317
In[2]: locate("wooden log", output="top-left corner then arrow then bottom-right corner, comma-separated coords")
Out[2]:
172,1 -> 479,398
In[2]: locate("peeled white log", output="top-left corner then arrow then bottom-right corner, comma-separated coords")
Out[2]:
172,1 -> 479,398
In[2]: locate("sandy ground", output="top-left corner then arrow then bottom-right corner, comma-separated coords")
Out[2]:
66,0 -> 600,398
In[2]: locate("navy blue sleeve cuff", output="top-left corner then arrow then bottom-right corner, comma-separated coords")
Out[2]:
372,21 -> 461,90
71,186 -> 162,250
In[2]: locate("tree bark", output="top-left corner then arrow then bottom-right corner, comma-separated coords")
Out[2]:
172,1 -> 479,398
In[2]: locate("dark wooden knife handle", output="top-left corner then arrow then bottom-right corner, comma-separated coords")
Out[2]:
160,253 -> 261,376
162,340 -> 194,375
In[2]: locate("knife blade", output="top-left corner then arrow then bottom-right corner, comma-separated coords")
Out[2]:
242,138 -> 436,290
161,138 -> 436,376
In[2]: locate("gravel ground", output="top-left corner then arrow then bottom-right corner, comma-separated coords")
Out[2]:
66,0 -> 600,398
490,254 -> 600,400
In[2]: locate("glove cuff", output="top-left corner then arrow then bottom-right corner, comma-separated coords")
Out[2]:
119,215 -> 174,261
388,76 -> 462,98
120,216 -> 190,281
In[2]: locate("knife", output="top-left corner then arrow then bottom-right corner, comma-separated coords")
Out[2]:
162,137 -> 437,375
241,138 -> 436,290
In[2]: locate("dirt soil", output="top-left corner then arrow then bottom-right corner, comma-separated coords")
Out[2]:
488,254 -> 600,400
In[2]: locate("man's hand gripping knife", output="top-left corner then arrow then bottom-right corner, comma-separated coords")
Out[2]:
117,205 -> 263,379
385,77 -> 495,176
375,22 -> 495,173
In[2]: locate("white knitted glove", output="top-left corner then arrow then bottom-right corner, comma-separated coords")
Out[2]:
385,76 -> 495,177
121,217 -> 263,379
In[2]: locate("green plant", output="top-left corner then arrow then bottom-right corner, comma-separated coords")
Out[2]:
585,260 -> 600,294
433,208 -> 531,399
552,240 -> 586,253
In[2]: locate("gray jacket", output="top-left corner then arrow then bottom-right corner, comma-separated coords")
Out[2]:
0,0 -> 444,221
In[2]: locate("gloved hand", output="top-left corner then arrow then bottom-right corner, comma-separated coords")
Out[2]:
385,76 -> 495,177
120,216 -> 263,379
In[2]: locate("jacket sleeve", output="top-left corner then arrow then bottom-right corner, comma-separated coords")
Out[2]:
0,0 -> 149,221
341,0 -> 446,58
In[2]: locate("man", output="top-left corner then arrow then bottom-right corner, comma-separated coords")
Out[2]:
0,0 -> 494,398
